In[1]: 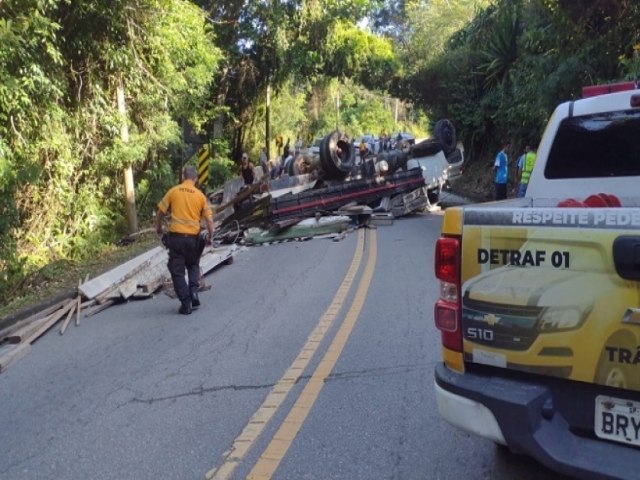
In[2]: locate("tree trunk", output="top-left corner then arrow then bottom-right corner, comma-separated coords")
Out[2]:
117,79 -> 138,234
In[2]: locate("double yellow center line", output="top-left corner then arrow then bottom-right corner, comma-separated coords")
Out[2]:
206,228 -> 378,480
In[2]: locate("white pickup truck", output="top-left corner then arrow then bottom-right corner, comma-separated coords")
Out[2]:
433,81 -> 640,479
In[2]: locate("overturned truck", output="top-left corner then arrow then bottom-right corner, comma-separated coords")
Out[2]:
216,120 -> 464,240
289,118 -> 463,203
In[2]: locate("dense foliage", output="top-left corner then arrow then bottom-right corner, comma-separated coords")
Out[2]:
0,0 -> 220,301
1,0 -> 639,304
401,0 -> 640,162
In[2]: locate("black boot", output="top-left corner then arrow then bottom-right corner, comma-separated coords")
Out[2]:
179,299 -> 192,315
191,288 -> 200,309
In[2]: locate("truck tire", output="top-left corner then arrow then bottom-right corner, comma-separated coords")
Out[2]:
411,138 -> 443,158
319,131 -> 355,180
433,119 -> 456,156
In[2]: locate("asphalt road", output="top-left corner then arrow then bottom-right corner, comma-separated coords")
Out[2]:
0,207 -> 570,480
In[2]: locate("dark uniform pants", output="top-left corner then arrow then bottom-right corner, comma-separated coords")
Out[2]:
166,234 -> 201,303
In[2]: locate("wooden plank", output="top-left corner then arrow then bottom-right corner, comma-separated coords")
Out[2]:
93,250 -> 165,304
75,280 -> 82,326
0,319 -> 30,344
131,288 -> 154,299
134,252 -> 167,291
7,311 -> 58,344
8,299 -> 75,344
83,299 -> 115,318
200,245 -> 237,274
95,288 -> 122,305
0,343 -> 31,373
79,247 -> 164,299
139,276 -> 164,295
0,298 -> 70,342
59,302 -> 77,335
118,278 -> 138,299
80,299 -> 97,309
24,299 -> 77,344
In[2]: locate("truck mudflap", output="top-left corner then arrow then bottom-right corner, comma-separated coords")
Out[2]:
435,362 -> 640,480
459,207 -> 640,391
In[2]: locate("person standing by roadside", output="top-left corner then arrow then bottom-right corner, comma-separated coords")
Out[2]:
516,145 -> 536,197
283,149 -> 294,175
494,141 -> 510,200
359,138 -> 367,160
283,138 -> 291,160
240,152 -> 255,185
156,165 -> 215,315
270,158 -> 282,179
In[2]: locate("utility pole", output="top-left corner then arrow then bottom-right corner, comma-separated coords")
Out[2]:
117,78 -> 138,234
394,98 -> 399,125
266,82 -> 271,161
335,89 -> 340,130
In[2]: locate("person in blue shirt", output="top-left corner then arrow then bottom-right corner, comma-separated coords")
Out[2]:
269,159 -> 282,179
494,142 -> 510,200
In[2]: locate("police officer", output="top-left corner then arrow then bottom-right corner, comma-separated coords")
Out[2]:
156,165 -> 215,315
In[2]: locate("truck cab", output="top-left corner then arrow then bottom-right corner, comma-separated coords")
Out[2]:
434,82 -> 640,479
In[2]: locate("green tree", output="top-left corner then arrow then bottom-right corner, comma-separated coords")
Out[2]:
0,0 -> 220,302
197,0 -> 397,162
400,0 -> 640,165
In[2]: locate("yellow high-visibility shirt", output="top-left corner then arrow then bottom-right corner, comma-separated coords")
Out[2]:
157,180 -> 212,235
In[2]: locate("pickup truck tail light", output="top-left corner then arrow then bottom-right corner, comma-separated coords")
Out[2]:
435,237 -> 463,352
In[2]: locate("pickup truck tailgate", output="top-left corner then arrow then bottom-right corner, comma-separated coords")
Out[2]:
459,205 -> 640,390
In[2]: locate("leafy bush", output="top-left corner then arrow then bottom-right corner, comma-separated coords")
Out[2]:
209,157 -> 236,190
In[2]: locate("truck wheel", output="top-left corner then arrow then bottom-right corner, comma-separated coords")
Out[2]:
433,119 -> 456,156
411,138 -> 443,158
319,131 -> 355,180
594,332 -> 638,389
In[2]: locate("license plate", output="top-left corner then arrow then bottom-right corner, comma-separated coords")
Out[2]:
471,348 -> 506,368
594,395 -> 640,447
